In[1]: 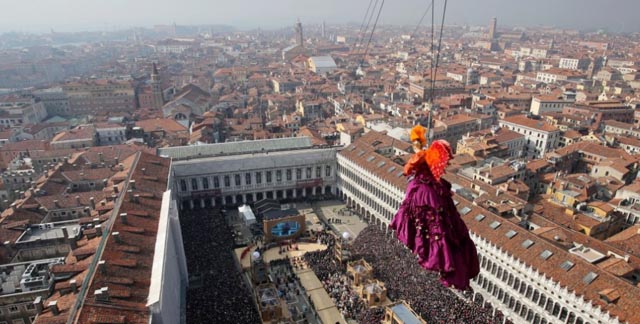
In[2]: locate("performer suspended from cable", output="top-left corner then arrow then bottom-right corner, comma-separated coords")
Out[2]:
389,125 -> 480,290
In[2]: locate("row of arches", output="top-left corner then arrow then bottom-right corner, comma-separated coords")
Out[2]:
179,185 -> 334,209
474,253 -> 590,324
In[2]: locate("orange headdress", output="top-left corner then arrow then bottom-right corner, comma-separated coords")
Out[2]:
410,125 -> 427,148
425,140 -> 453,182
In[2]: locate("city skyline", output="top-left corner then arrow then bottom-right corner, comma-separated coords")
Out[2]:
1,0 -> 640,33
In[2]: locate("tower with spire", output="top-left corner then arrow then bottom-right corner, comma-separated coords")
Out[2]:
295,19 -> 304,47
151,63 -> 164,110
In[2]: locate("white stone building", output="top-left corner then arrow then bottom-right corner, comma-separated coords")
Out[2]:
165,138 -> 338,209
499,116 -> 561,159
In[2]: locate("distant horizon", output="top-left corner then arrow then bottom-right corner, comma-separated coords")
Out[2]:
1,0 -> 639,35
0,21 -> 628,36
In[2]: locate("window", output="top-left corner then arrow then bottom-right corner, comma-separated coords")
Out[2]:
256,172 -> 262,184
522,239 -> 534,249
245,173 -> 252,185
296,168 -> 302,180
224,176 -> 231,187
235,174 -> 241,186
266,171 -> 272,183
583,272 -> 598,284
306,167 -> 312,179
191,178 -> 198,191
560,260 -> 574,271
316,166 -> 321,178
180,179 -> 187,191
505,230 -> 518,239
286,169 -> 292,181
277,170 -> 283,182
9,305 -> 18,312
214,176 -> 220,188
540,250 -> 553,260
202,177 -> 209,189
326,165 -> 332,177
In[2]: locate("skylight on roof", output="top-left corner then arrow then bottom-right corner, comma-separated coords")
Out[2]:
377,161 -> 386,167
583,272 -> 598,284
489,221 -> 501,229
505,230 -> 517,239
460,206 -> 472,215
367,156 -> 375,162
540,250 -> 553,260
475,214 -> 486,221
387,166 -> 396,173
357,150 -> 366,157
348,146 -> 357,151
522,239 -> 534,249
560,260 -> 575,271
453,199 -> 460,206
396,171 -> 404,177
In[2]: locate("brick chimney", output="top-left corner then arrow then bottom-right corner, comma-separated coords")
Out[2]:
69,279 -> 77,293
95,287 -> 109,302
33,296 -> 43,313
98,260 -> 106,274
48,300 -> 59,315
112,232 -> 121,243
119,213 -> 128,224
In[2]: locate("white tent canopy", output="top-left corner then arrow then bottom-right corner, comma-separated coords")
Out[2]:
238,205 -> 256,225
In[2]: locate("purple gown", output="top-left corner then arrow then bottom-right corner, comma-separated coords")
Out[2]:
390,168 -> 480,290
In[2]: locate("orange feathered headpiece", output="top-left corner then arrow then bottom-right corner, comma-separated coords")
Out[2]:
425,140 -> 453,182
409,125 -> 427,148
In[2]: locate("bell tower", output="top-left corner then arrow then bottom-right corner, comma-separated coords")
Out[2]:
151,63 -> 164,110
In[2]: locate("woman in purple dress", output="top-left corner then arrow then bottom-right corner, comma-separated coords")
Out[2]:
390,125 -> 480,290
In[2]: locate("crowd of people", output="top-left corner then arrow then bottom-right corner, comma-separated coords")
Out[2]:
304,231 -> 373,322
324,272 -> 368,320
181,208 -> 261,324
350,225 -> 498,324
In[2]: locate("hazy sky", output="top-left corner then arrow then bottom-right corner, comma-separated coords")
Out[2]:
1,0 -> 639,33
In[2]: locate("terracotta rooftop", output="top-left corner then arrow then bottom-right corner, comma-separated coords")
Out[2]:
75,152 -> 170,324
501,115 -> 559,132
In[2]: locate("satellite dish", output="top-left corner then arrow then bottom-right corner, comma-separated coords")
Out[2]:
342,232 -> 351,240
252,251 -> 261,259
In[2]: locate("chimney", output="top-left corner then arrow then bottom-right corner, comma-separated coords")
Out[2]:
53,200 -> 60,208
95,224 -> 102,236
98,152 -> 104,162
141,168 -> 146,175
69,279 -> 77,293
75,195 -> 81,206
98,260 -> 106,274
34,296 -> 43,313
61,227 -> 69,240
120,213 -> 128,224
48,300 -> 59,316
84,207 -> 91,215
133,194 -> 140,203
114,157 -> 119,165
112,231 -> 121,243
103,179 -> 108,187
113,185 -> 119,194
129,180 -> 136,189
95,287 -> 109,302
